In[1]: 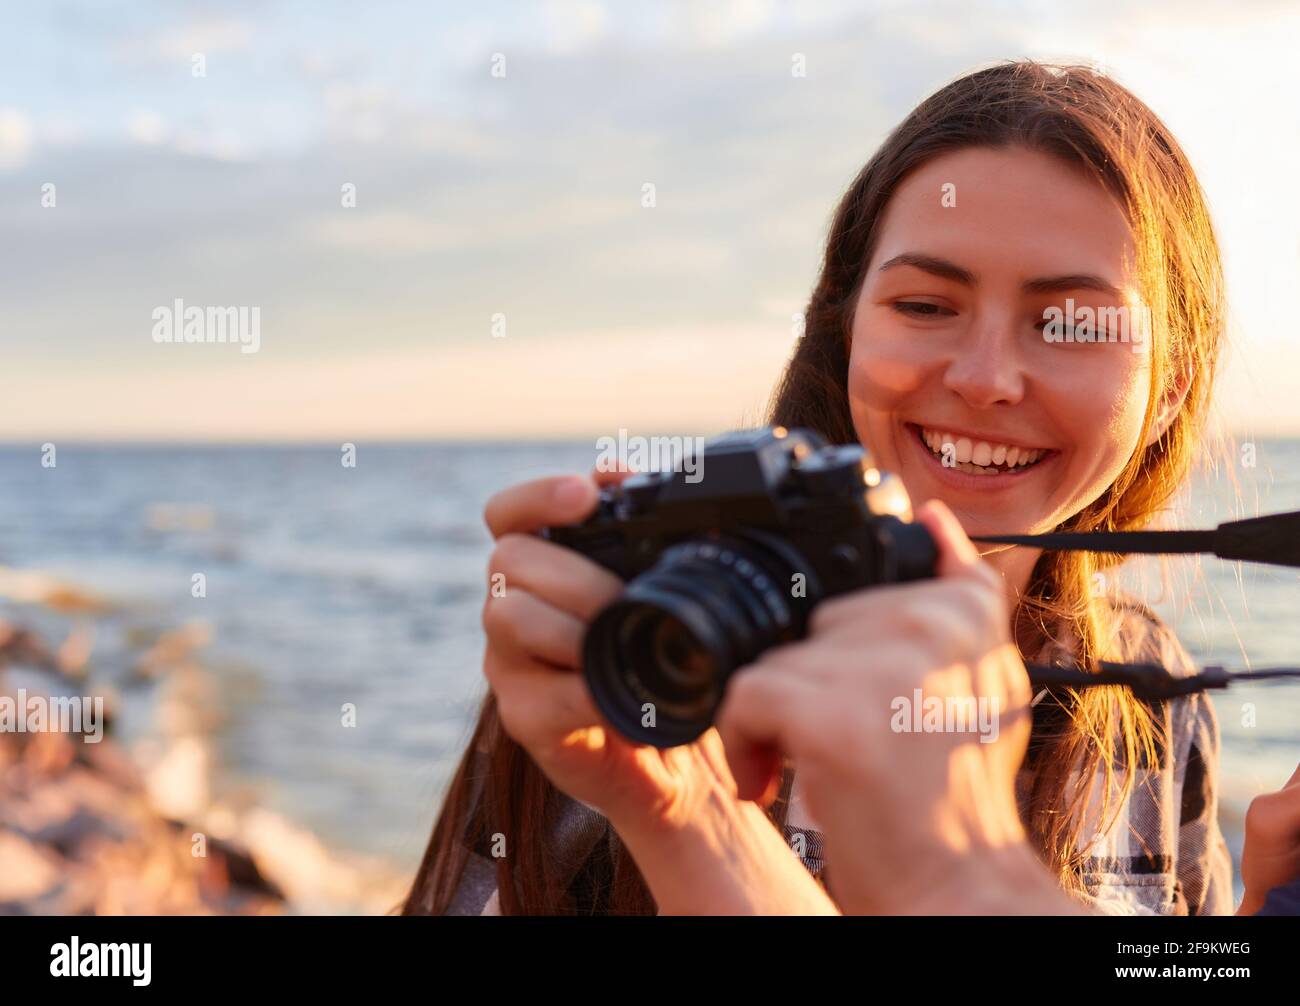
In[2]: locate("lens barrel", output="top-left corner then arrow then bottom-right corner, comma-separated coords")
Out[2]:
582,534 -> 814,747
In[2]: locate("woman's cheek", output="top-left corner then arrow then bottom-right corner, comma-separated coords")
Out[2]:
1043,352 -> 1153,493
847,337 -> 929,408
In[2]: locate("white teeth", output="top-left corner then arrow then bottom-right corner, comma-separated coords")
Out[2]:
918,426 -> 1047,473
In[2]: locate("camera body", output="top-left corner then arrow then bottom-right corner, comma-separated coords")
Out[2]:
544,426 -> 938,747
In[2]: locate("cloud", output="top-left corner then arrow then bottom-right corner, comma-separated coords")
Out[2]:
122,108 -> 253,162
678,0 -> 777,47
541,0 -> 610,53
0,321 -> 796,440
126,109 -> 166,145
0,108 -> 32,170
141,17 -> 253,62
306,211 -> 478,255
171,128 -> 254,163
6,1 -> 1300,437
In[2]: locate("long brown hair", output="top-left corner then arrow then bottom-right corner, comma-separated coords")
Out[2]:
404,60 -> 1225,913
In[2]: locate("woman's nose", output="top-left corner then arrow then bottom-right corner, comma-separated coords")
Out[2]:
941,320 -> 1026,408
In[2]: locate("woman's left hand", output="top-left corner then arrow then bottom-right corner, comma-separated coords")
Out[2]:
716,500 -> 1039,914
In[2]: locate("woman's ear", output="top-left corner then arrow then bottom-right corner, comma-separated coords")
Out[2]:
1143,364 -> 1192,449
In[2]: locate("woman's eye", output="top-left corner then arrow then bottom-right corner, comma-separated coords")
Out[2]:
1035,318 -> 1113,343
892,301 -> 955,319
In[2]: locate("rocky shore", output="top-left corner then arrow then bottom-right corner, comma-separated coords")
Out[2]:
0,588 -> 409,916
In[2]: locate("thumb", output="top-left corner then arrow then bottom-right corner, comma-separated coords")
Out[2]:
914,499 -> 981,578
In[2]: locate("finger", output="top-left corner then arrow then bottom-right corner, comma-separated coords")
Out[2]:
915,499 -> 981,576
482,590 -> 586,668
485,651 -> 603,747
807,580 -> 919,637
741,746 -> 785,808
592,466 -> 639,489
808,576 -> 992,644
1285,761 -> 1300,790
715,667 -> 814,803
488,533 -> 624,621
484,475 -> 598,539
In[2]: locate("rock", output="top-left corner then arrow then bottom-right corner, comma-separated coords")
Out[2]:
0,622 -> 57,671
140,736 -> 211,822
0,569 -> 109,614
0,831 -> 62,902
29,808 -> 129,858
130,622 -> 212,682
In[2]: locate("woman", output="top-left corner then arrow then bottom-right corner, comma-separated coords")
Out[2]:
403,60 -> 1232,915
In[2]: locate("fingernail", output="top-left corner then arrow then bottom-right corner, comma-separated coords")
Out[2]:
554,477 -> 590,508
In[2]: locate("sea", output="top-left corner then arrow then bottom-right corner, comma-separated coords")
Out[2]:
0,438 -> 1296,897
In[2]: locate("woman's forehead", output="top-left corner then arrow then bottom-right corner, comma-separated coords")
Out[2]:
870,146 -> 1137,286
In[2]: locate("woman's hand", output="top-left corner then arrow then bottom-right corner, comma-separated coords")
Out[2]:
481,471 -> 836,914
715,500 -> 1062,914
482,470 -> 732,826
1238,762 -> 1300,915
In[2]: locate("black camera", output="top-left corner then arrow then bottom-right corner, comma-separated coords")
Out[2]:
543,426 -> 938,748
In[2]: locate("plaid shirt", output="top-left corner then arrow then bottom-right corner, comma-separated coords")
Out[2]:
436,601 -> 1231,915
1014,598 -> 1233,915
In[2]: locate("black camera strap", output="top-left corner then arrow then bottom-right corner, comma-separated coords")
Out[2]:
1024,661 -> 1300,701
972,510 -> 1300,569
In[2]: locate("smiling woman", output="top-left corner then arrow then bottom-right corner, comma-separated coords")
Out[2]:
405,60 -> 1231,916
848,144 -> 1162,532
771,61 -> 1228,911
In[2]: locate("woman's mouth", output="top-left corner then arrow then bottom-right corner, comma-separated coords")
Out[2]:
906,423 -> 1055,478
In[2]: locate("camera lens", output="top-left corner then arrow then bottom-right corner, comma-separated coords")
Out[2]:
583,534 -> 815,748
646,615 -> 714,697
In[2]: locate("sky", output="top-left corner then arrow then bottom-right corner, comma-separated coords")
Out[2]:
1,0 -> 1298,441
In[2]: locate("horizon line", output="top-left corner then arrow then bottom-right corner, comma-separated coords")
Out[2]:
0,429 -> 1295,448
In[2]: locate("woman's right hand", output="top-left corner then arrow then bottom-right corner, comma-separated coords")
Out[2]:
481,471 -> 738,827
478,471 -> 849,914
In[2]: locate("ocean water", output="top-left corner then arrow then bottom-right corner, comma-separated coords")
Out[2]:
0,439 -> 1296,886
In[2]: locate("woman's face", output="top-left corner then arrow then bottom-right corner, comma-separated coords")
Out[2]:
848,145 -> 1158,550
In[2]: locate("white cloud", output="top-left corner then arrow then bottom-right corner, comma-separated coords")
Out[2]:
587,234 -> 737,277
171,128 -> 254,163
38,117 -> 87,148
122,109 -> 253,162
152,18 -> 252,60
679,0 -> 777,47
126,109 -> 166,145
0,108 -> 32,170
306,211 -> 478,255
542,0 -> 610,53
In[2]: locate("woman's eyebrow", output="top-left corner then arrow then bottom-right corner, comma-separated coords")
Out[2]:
1022,273 -> 1121,297
877,253 -> 1121,298
877,253 -> 974,284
